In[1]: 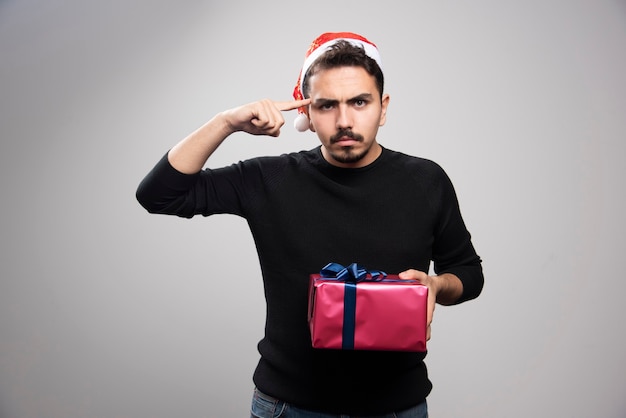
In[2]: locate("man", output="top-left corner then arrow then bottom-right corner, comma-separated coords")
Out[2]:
137,32 -> 483,417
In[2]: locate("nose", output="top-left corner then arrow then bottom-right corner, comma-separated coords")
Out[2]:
336,105 -> 352,130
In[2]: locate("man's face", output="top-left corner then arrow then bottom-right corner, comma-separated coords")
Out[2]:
306,66 -> 389,168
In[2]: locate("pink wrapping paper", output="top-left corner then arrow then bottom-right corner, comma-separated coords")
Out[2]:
308,274 -> 428,352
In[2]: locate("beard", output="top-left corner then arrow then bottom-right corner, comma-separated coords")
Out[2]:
328,130 -> 369,164
328,146 -> 370,164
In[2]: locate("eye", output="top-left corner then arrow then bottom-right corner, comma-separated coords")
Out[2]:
351,96 -> 372,108
315,101 -> 339,112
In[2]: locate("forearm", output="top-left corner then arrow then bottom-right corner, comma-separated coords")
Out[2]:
167,98 -> 310,174
168,112 -> 233,174
432,273 -> 464,305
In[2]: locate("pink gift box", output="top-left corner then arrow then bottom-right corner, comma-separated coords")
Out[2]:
308,274 -> 428,352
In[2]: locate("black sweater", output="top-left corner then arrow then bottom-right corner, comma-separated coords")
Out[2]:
136,146 -> 483,415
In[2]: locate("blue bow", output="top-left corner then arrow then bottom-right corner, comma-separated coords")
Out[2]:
319,262 -> 387,283
317,262 -> 387,349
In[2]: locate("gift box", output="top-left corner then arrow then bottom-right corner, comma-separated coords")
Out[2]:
307,263 -> 428,352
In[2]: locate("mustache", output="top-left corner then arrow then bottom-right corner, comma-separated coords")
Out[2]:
330,129 -> 364,143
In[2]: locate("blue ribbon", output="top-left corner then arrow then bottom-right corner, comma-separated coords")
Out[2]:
318,263 -> 386,349
319,262 -> 387,283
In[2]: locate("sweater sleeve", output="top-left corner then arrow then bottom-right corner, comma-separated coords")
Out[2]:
135,152 -> 248,218
431,167 -> 484,304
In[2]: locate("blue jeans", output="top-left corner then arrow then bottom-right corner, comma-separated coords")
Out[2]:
250,388 -> 428,418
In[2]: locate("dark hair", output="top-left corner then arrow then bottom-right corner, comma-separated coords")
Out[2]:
301,40 -> 384,100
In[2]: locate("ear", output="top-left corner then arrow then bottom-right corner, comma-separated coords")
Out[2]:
379,94 -> 390,126
306,108 -> 316,132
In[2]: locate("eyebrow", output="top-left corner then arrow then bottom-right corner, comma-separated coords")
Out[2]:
312,93 -> 374,106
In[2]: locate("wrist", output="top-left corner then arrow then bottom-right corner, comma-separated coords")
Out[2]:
433,273 -> 463,305
213,111 -> 238,137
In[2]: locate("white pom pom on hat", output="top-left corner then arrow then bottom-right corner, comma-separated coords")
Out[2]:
294,113 -> 311,132
292,32 -> 383,132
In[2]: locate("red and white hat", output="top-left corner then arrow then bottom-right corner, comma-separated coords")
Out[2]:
292,32 -> 382,132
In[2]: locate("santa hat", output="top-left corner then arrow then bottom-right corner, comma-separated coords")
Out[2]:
292,32 -> 383,132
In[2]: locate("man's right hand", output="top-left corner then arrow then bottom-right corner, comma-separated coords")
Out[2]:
221,98 -> 311,137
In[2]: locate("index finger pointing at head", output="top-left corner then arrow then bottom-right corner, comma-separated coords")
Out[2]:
275,98 -> 311,112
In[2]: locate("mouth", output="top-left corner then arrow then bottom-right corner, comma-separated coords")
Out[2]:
334,137 -> 359,147
331,131 -> 362,147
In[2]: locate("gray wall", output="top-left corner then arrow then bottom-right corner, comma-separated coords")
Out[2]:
1,1 -> 625,417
